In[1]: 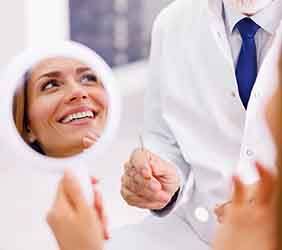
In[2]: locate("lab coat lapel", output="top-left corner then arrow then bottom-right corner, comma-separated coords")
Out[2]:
184,2 -> 240,97
207,0 -> 234,68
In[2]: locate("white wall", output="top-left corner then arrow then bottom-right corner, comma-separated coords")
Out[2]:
0,0 -> 26,68
0,0 -> 69,68
25,0 -> 69,46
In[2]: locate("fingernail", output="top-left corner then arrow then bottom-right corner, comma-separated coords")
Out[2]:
87,131 -> 100,140
83,137 -> 95,148
141,168 -> 150,178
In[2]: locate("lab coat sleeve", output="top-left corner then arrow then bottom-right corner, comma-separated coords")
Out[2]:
143,15 -> 192,217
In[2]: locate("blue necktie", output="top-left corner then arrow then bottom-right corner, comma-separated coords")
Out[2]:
235,18 -> 260,109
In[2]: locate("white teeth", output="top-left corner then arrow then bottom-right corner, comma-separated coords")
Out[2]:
61,111 -> 94,124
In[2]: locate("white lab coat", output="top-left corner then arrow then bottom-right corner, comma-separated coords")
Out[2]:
107,0 -> 282,249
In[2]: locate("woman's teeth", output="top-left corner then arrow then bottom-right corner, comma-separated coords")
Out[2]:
61,111 -> 95,124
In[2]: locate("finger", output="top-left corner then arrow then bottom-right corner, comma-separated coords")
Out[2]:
51,178 -> 72,211
130,149 -> 153,175
134,174 -> 169,202
82,137 -> 96,149
47,179 -> 72,226
94,190 -> 110,240
214,201 -> 232,223
52,179 -> 65,206
121,173 -> 138,194
133,173 -> 162,192
91,176 -> 100,185
121,172 -> 162,197
129,148 -> 142,166
121,180 -> 171,205
63,170 -> 87,210
128,150 -> 153,180
232,176 -> 246,204
82,131 -> 101,149
150,156 -> 175,178
255,162 -> 276,204
123,161 -> 131,173
120,187 -> 168,209
141,151 -> 153,179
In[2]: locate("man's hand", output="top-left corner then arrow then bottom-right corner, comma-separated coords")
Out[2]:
47,171 -> 108,250
121,149 -> 180,210
213,163 -> 277,250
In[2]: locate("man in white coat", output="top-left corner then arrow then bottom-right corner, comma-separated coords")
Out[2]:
110,0 -> 282,250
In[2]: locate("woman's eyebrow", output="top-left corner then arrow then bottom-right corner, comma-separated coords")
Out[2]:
76,66 -> 93,74
35,71 -> 62,82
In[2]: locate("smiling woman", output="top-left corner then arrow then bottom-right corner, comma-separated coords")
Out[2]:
13,57 -> 108,158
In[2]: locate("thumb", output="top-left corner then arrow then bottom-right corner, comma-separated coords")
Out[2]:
149,156 -> 175,179
63,170 -> 88,210
82,132 -> 100,149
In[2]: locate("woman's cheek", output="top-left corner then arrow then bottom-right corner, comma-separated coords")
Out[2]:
91,88 -> 109,110
29,98 -> 57,128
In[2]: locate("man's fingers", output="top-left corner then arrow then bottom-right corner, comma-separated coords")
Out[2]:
232,176 -> 246,204
124,162 -> 131,172
132,174 -> 169,202
63,170 -> 87,210
150,156 -> 175,178
133,173 -> 162,192
255,162 -> 276,204
121,173 -> 162,200
121,176 -> 171,204
130,149 -> 153,176
126,150 -> 154,181
120,187 -> 168,209
129,148 -> 142,167
140,166 -> 152,180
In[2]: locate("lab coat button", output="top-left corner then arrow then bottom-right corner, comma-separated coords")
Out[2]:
254,91 -> 260,98
194,207 -> 209,223
246,149 -> 254,157
231,91 -> 236,97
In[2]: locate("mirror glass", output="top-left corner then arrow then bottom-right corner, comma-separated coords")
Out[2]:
13,56 -> 108,158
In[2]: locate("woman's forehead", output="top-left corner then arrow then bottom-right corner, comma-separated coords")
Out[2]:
29,56 -> 90,80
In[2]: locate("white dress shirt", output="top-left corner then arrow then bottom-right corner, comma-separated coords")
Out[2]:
223,0 -> 282,68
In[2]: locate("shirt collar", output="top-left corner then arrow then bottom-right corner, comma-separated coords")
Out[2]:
221,0 -> 282,35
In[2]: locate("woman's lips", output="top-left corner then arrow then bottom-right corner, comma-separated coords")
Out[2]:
60,110 -> 96,124
63,117 -> 95,126
58,106 -> 100,124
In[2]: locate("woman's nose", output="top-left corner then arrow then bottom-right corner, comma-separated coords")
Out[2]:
65,84 -> 89,104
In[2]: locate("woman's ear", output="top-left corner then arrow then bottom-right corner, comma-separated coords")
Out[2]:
26,126 -> 37,143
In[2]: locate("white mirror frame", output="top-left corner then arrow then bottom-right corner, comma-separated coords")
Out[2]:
0,40 -> 121,173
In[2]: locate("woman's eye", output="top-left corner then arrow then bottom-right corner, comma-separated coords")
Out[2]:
41,80 -> 60,91
80,74 -> 98,84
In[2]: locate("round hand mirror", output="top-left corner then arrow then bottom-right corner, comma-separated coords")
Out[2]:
0,41 -> 121,203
